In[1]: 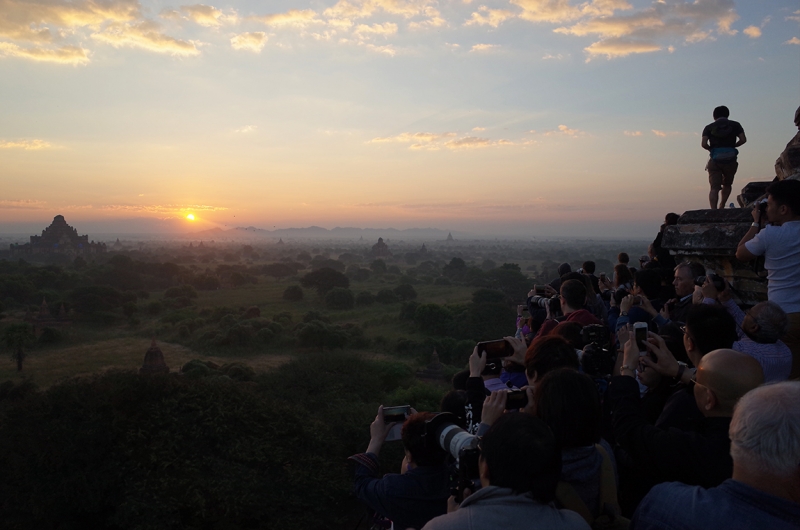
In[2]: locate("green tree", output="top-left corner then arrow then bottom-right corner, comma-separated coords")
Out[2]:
325,288 -> 355,310
300,268 -> 350,295
282,285 -> 304,301
370,259 -> 387,274
393,284 -> 417,301
2,323 -> 35,371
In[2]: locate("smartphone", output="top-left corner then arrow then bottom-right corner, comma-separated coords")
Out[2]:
505,390 -> 528,410
477,339 -> 514,359
599,272 -> 606,281
383,405 -> 411,424
633,322 -> 656,361
534,285 -> 546,296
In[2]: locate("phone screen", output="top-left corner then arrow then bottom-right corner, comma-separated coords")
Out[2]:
478,339 -> 514,359
634,324 -> 648,353
383,405 -> 410,424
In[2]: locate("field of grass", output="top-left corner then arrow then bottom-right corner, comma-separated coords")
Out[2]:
0,275 -> 477,389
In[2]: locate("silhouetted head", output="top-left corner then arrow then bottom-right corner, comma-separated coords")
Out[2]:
402,412 -> 447,467
479,413 -> 561,501
534,368 -> 601,449
525,335 -> 579,384
713,105 -> 730,119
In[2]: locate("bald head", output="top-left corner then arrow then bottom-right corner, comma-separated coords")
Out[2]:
695,349 -> 764,416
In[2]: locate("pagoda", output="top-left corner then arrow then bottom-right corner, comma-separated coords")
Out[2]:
10,215 -> 106,256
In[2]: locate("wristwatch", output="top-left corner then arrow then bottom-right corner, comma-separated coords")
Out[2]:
675,362 -> 687,381
620,365 -> 636,375
620,311 -> 628,316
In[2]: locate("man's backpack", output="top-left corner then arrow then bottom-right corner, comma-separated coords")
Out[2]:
555,445 -> 630,530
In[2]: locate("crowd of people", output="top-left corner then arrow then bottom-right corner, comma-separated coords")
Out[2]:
348,179 -> 800,530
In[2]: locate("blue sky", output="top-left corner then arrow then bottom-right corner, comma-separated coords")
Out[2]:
1,0 -> 798,237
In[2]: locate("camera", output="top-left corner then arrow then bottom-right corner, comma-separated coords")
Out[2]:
476,339 -> 514,360
382,405 -> 410,424
423,413 -> 481,502
580,324 -> 615,377
757,198 -> 768,221
505,389 -> 528,410
531,295 -> 562,316
694,272 -> 726,292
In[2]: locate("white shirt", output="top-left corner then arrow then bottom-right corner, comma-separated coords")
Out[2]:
745,220 -> 800,314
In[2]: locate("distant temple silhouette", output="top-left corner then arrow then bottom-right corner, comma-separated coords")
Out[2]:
10,215 -> 106,256
370,237 -> 392,257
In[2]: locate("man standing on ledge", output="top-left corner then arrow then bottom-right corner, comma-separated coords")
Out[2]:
702,105 -> 746,209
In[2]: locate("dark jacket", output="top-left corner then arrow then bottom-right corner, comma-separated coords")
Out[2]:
349,452 -> 450,530
536,309 -> 602,338
608,376 -> 733,489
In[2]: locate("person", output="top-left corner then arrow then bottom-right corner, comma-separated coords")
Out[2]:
550,262 -> 572,291
610,340 -> 764,489
535,280 -> 602,338
422,413 -> 590,530
642,304 -> 739,431
663,262 -> 704,324
736,179 -> 800,377
615,269 -> 664,332
535,369 -> 620,521
582,261 -> 600,294
631,381 -> 800,530
349,409 -> 450,529
701,280 -> 792,382
702,105 -> 746,209
651,213 -> 679,270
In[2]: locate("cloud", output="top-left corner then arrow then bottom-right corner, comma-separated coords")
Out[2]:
470,43 -> 499,52
230,32 -> 267,52
550,0 -> 739,60
177,4 -> 237,27
0,138 -> 53,149
91,21 -> 200,56
472,126 -> 485,131
369,131 -> 515,150
511,0 -> 631,24
624,130 -> 642,136
742,25 -> 760,38
583,38 -> 660,59
0,42 -> 89,64
465,6 -> 515,28
324,0 -> 436,21
542,124 -> 584,136
250,9 -> 322,28
787,10 -> 800,24
786,37 -> 800,46
407,7 -> 446,29
0,199 -> 48,209
354,22 -> 398,39
370,132 -> 454,144
0,0 -> 140,42
542,52 -> 566,59
233,125 -> 258,133
96,203 -> 228,214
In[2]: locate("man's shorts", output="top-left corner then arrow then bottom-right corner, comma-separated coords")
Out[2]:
706,159 -> 738,190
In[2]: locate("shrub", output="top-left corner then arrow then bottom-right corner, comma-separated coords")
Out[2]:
375,289 -> 399,304
434,277 -> 451,286
413,304 -> 454,336
283,285 -> 304,301
325,288 -> 355,310
37,327 -> 63,345
370,259 -> 387,274
399,301 -> 419,321
356,291 -> 375,306
164,284 -> 198,299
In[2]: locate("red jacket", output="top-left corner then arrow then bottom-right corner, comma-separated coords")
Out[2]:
535,309 -> 602,338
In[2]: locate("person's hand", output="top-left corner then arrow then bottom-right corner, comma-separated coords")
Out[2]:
545,299 -> 552,320
617,325 -> 630,348
751,204 -> 760,223
620,294 -> 635,313
598,276 -> 612,292
520,386 -> 536,416
701,275 -> 719,300
505,336 -> 527,366
621,324 -> 640,373
660,300 -> 674,320
517,304 -> 525,316
481,391 -> 507,427
638,293 -> 657,317
692,286 -> 704,305
717,283 -> 732,304
528,289 -> 536,298
640,332 -> 680,379
469,346 -> 487,377
367,406 -> 396,454
447,495 -> 460,514
544,285 -> 558,297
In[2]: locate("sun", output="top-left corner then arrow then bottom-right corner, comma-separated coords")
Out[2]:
186,214 -> 195,221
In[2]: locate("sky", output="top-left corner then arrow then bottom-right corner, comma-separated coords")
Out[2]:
1,0 -> 799,238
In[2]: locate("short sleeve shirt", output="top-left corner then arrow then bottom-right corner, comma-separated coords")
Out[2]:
702,118 -> 744,149
745,221 -> 800,313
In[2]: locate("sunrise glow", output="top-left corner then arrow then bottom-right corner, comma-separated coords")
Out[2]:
0,0 -> 798,237
186,214 -> 195,221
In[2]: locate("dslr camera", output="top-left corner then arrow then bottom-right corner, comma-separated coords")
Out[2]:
694,272 -> 726,292
530,295 -> 562,316
422,413 -> 482,502
580,324 -> 615,378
